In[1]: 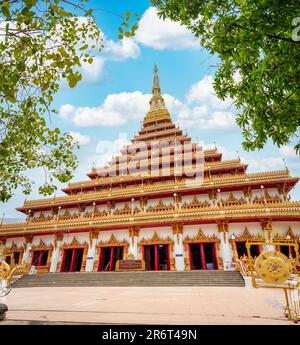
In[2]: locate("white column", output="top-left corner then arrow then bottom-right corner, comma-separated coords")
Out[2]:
129,227 -> 139,259
173,233 -> 185,271
219,232 -> 233,270
22,240 -> 32,264
85,238 -> 97,272
50,241 -> 62,273
131,236 -> 139,259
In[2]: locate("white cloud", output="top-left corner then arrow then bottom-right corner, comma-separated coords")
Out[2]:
60,74 -> 237,130
59,92 -> 149,127
245,157 -> 285,172
69,131 -> 91,146
102,37 -> 140,61
79,36 -> 140,83
135,7 -> 199,50
74,18 -> 140,83
80,57 -> 105,83
279,145 -> 298,158
186,75 -> 233,109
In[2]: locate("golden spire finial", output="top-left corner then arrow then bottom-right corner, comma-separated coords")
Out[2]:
143,64 -> 172,126
152,63 -> 160,96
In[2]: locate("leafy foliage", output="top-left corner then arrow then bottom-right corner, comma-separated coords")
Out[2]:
151,0 -> 300,154
0,1 -> 138,202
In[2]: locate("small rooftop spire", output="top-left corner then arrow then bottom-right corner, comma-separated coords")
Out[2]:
153,64 -> 160,96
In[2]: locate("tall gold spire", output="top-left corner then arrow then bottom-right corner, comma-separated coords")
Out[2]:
152,64 -> 160,96
144,64 -> 171,126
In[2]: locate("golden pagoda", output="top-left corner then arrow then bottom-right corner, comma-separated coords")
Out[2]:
0,66 -> 300,274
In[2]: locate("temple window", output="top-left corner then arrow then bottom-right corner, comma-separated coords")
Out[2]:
279,245 -> 297,258
5,252 -> 21,266
32,250 -> 49,266
235,241 -> 261,258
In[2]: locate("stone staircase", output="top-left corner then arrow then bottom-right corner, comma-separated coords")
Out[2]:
13,270 -> 245,288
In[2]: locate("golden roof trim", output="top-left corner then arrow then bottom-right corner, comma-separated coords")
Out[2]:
2,202 -> 300,236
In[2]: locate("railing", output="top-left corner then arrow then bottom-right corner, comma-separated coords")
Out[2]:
234,254 -> 256,277
284,283 -> 300,323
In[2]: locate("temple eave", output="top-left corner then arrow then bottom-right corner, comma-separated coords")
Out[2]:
2,206 -> 300,238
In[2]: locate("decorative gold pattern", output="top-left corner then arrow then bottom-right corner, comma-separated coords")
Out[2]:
183,229 -> 221,270
255,251 -> 292,284
230,227 -> 264,260
138,232 -> 175,271
59,237 -> 88,272
29,239 -> 54,273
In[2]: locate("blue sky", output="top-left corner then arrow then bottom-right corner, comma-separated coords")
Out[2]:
1,0 -> 299,220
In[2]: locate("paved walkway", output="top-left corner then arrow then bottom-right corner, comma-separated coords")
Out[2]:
0,286 -> 295,325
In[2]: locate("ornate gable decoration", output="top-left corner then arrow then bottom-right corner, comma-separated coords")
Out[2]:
139,232 -> 173,245
230,227 -> 264,242
97,234 -> 129,247
61,236 -> 88,249
7,241 -> 24,252
31,239 -> 54,251
274,226 -> 299,242
183,229 -> 219,244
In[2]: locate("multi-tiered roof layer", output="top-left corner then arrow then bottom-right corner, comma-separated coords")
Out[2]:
1,66 -> 299,237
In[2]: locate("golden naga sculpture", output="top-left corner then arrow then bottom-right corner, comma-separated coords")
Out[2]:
0,260 -> 29,284
0,242 -> 30,296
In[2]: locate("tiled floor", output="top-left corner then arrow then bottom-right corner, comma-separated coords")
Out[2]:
0,286 -> 294,325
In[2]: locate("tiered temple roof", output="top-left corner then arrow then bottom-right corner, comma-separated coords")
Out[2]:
0,65 -> 299,237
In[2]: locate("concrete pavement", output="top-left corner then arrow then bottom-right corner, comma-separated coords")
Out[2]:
0,286 -> 294,325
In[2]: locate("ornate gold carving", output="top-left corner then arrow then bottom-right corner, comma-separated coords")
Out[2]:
30,239 -> 53,251
261,219 -> 273,242
59,209 -> 79,220
172,224 -> 183,244
255,251 -> 292,284
54,232 -> 64,248
129,226 -> 140,246
147,199 -> 174,212
0,260 -> 30,284
208,189 -> 217,201
218,193 -> 247,207
114,203 -> 140,216
93,234 -> 129,271
3,241 -> 25,266
230,227 -> 264,259
253,191 -> 282,205
243,186 -> 252,201
84,207 -> 108,218
32,212 -> 52,222
181,196 -> 210,209
139,197 -> 148,209
183,229 -> 220,270
89,230 -> 99,247
30,239 -> 54,273
183,229 -> 219,243
59,237 -> 88,272
61,236 -> 88,249
138,232 -> 175,270
217,220 -> 228,243
273,226 -> 300,243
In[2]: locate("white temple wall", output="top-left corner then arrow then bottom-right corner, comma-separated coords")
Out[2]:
228,223 -> 261,237
32,235 -> 54,246
139,226 -> 172,240
98,229 -> 128,242
63,232 -> 89,244
5,237 -> 25,248
183,224 -> 217,237
272,222 -> 298,235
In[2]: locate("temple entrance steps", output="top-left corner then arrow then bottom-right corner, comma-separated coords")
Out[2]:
13,271 -> 245,288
